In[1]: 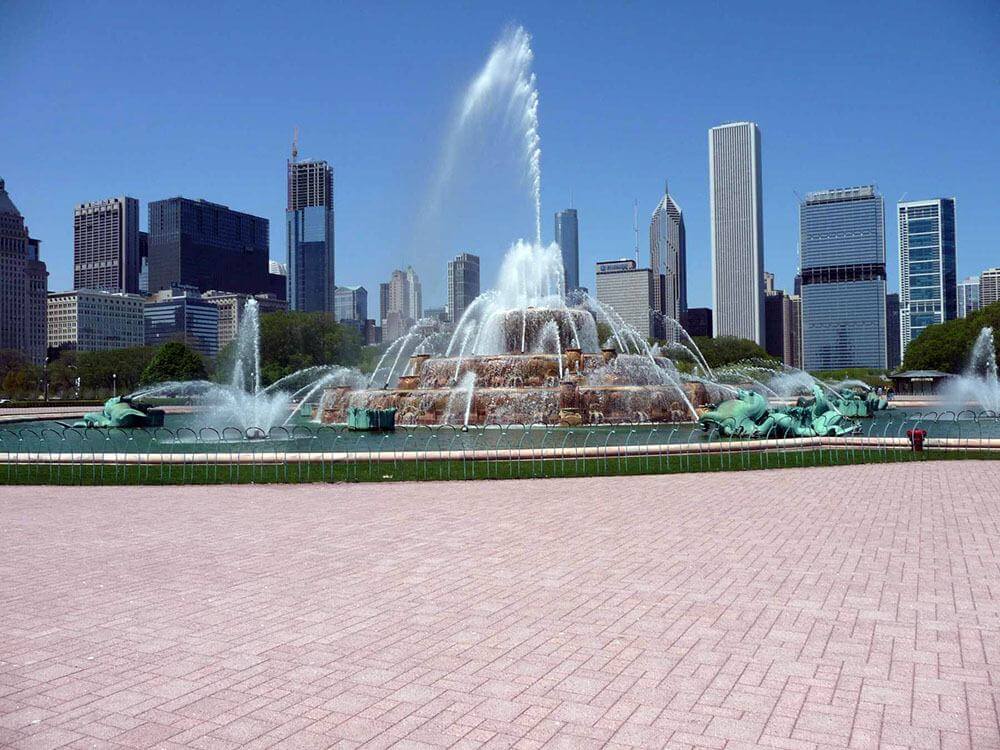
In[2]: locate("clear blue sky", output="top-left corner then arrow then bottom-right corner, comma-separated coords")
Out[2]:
2,0 -> 997,314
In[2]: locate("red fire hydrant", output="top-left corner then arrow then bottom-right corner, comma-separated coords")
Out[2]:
906,428 -> 927,452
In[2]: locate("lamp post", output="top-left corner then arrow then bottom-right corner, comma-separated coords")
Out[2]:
67,364 -> 79,399
112,372 -> 117,398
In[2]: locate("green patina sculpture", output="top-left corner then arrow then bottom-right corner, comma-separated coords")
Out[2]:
833,388 -> 889,417
73,396 -> 165,429
700,385 -> 859,438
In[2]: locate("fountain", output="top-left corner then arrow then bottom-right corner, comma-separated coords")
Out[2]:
319,241 -> 711,427
944,327 -> 1000,412
125,299 -> 364,435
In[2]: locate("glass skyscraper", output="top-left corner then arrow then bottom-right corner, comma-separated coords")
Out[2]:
147,197 -> 269,295
957,276 -> 980,318
898,199 -> 957,351
287,151 -> 335,313
554,209 -> 579,292
799,186 -> 887,370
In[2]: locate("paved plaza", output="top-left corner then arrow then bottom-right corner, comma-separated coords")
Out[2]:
1,463 -> 999,749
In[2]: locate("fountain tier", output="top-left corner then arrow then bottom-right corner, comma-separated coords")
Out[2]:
321,306 -> 711,427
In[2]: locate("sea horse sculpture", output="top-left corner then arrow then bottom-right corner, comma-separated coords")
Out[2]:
699,385 -> 859,438
73,396 -> 165,429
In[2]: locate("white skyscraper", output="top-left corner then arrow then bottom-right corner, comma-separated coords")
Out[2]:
709,122 -> 765,344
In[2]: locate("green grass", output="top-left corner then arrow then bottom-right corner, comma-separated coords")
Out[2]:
1,447 -> 994,486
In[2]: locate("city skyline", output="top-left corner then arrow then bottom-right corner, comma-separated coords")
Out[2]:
2,2 -> 996,311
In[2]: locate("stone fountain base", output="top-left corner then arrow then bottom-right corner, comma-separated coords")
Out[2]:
320,350 -> 710,427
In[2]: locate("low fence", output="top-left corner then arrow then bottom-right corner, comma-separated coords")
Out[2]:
0,411 -> 998,485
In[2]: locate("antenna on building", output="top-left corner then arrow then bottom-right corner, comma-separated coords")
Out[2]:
633,198 -> 639,264
291,126 -> 299,163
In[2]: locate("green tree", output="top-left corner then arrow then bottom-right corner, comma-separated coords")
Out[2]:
690,336 -> 777,368
903,300 -> 1000,373
140,342 -> 208,385
77,346 -> 158,396
0,350 -> 41,399
259,311 -> 362,385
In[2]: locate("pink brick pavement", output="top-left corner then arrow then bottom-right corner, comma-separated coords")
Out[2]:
1,462 -> 999,749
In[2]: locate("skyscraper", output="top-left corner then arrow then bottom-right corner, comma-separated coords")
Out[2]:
763,279 -> 785,360
382,267 -> 421,342
148,197 -> 269,295
405,266 -> 422,320
287,144 -> 335,312
981,268 -> 1000,307
898,198 -> 957,351
554,209 -> 579,292
0,178 -> 48,365
709,122 -> 765,343
334,285 -> 368,323
649,182 -> 687,327
957,276 -> 980,318
138,230 -> 149,295
73,196 -> 140,294
799,186 -> 887,370
782,294 -> 803,369
447,252 -> 480,323
886,292 -> 901,369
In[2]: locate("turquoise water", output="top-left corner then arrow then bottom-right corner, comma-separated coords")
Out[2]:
2,407 -> 997,454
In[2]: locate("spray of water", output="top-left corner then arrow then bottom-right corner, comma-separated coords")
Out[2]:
432,25 -> 542,245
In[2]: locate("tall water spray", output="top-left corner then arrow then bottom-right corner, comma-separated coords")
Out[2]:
433,25 -> 542,245
946,327 -> 1000,412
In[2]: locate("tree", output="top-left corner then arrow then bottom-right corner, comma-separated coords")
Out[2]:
78,346 -> 158,396
140,342 -> 208,385
259,311 -> 362,385
0,350 -> 41,399
903,300 -> 1000,373
690,336 -> 777,368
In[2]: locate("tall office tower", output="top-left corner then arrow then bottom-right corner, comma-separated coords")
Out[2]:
782,294 -> 803,369
382,267 -> 421,342
73,197 -> 140,294
981,268 -> 1000,307
554,209 -> 579,292
405,266 -> 422,320
138,231 -> 149,295
148,198 -> 269,295
957,276 -> 980,318
594,259 -> 655,339
709,122 -> 765,343
447,252 -> 480,323
763,280 -> 785,360
649,182 -> 687,327
885,293 -> 901,369
334,285 -> 368,323
287,144 -> 335,312
379,282 -> 390,326
47,290 -> 145,352
798,186 -> 887,370
898,198 -> 957,351
0,178 -> 48,365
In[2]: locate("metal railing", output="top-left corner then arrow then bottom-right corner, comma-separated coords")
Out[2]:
1,412 -> 998,485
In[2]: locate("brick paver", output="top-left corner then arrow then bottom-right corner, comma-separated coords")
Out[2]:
2,462 -> 999,749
